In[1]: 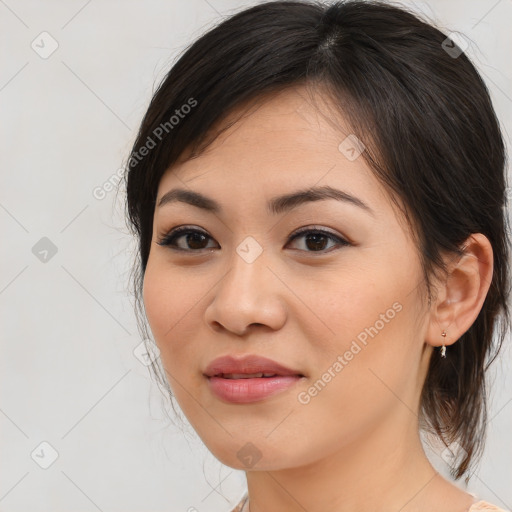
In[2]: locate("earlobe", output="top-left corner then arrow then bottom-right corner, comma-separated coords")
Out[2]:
425,233 -> 493,350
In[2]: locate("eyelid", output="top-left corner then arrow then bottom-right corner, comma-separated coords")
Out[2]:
289,225 -> 348,241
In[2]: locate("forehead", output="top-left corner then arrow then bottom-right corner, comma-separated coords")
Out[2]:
166,88 -> 363,177
156,86 -> 395,222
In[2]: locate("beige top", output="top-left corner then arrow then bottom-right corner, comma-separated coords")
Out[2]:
468,503 -> 510,511
229,493 -> 509,512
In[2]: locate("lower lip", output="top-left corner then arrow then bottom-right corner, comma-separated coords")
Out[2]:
207,375 -> 303,403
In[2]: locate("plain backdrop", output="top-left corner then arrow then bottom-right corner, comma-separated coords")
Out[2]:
1,0 -> 511,511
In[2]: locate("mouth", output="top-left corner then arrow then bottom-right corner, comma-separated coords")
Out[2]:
203,354 -> 306,404
203,355 -> 306,403
206,373 -> 305,404
203,354 -> 306,379
212,372 -> 304,379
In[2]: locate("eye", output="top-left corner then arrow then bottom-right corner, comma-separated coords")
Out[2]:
286,226 -> 350,253
157,226 -> 218,252
156,225 -> 351,253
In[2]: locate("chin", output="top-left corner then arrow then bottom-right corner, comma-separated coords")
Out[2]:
203,438 -> 302,471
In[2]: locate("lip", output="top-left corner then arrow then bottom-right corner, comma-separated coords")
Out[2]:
203,355 -> 306,404
203,354 -> 304,378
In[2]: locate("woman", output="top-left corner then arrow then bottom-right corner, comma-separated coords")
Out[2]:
123,1 -> 511,510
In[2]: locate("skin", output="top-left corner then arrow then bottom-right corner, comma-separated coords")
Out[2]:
142,85 -> 493,512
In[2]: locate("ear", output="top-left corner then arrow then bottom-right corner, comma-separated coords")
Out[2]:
425,233 -> 493,349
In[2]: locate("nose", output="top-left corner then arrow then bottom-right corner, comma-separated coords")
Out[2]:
204,246 -> 287,336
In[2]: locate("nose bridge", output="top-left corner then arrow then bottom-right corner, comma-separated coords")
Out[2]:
222,235 -> 268,300
205,235 -> 286,333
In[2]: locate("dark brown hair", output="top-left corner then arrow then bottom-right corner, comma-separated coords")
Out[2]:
122,0 -> 511,480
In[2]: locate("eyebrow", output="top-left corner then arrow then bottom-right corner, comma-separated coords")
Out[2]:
156,185 -> 375,217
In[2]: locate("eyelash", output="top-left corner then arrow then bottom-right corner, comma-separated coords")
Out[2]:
156,225 -> 351,254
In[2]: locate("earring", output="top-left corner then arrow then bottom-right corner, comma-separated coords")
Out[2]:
440,330 -> 447,357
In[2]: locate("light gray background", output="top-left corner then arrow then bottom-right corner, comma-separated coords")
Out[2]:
1,0 -> 511,511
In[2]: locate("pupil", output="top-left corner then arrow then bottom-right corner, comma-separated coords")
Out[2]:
188,233 -> 207,249
306,234 -> 326,251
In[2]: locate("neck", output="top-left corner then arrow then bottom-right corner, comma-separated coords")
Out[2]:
243,410 -> 471,512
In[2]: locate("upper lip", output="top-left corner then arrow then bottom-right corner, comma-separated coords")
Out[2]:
204,355 -> 305,377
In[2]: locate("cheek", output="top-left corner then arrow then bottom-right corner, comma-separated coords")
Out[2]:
142,262 -> 168,337
142,260 -> 203,377
292,260 -> 401,349
290,296 -> 420,462
143,262 -> 181,349
300,259 -> 423,402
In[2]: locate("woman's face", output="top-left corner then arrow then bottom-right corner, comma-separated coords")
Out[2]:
143,86 -> 433,470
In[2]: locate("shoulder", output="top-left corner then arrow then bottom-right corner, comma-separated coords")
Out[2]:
469,500 -> 510,511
